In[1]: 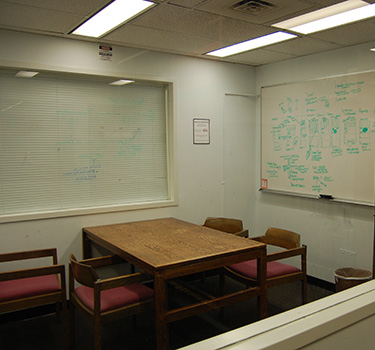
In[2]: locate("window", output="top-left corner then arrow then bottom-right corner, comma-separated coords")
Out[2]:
0,68 -> 174,222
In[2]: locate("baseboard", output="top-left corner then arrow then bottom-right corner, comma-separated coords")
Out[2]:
307,275 -> 335,292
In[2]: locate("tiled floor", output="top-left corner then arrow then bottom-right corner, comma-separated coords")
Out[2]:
0,276 -> 333,350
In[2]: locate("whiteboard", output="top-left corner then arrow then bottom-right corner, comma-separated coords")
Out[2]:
261,71 -> 375,205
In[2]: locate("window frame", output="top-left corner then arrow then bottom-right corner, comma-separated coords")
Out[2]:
0,68 -> 177,223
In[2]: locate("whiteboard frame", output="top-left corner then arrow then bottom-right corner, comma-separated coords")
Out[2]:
260,70 -> 375,207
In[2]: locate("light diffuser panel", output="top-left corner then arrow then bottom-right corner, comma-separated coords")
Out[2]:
72,0 -> 154,38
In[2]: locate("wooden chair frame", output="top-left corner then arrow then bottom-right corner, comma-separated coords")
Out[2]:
200,217 -> 249,282
0,248 -> 68,347
69,254 -> 154,350
203,217 -> 249,237
223,227 -> 307,304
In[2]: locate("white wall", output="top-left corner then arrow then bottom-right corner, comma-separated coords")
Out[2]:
255,42 -> 375,282
0,30 -> 257,267
0,29 -> 374,283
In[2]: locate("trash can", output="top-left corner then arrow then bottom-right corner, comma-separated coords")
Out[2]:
334,267 -> 372,292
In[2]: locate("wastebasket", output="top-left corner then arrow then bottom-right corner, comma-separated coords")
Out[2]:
334,267 -> 372,292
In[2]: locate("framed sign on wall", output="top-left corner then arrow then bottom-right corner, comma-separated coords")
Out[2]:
193,118 -> 210,145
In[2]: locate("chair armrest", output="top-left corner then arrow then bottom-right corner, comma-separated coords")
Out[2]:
95,272 -> 152,291
0,264 -> 65,282
267,246 -> 306,262
0,248 -> 57,264
80,255 -> 125,268
250,236 -> 265,242
234,229 -> 249,238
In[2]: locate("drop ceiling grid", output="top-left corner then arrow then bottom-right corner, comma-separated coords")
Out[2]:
0,0 -> 375,66
0,0 -> 103,13
122,4 -> 276,45
265,36 -> 342,56
0,2 -> 83,33
106,23 -> 224,56
309,18 -> 375,46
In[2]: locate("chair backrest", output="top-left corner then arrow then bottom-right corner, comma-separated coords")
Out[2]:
263,227 -> 300,249
0,248 -> 58,265
203,217 -> 243,234
69,254 -> 99,288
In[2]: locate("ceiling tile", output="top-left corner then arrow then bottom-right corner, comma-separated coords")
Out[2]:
105,24 -> 222,56
130,3 -> 274,43
310,18 -> 375,46
223,48 -> 295,66
266,36 -> 342,56
261,0 -> 345,25
166,0 -> 207,9
0,0 -> 108,16
131,4 -> 222,36
307,0 -> 375,4
197,0 -> 315,24
207,16 -> 277,43
0,2 -> 83,33
0,0 -> 375,66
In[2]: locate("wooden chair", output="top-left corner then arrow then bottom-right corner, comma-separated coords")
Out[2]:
0,248 -> 68,348
222,227 -> 307,304
200,217 -> 248,282
203,217 -> 248,237
69,254 -> 154,350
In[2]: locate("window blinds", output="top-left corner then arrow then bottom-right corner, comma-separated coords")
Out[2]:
0,69 -> 170,218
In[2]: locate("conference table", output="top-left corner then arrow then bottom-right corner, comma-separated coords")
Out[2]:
82,217 -> 267,350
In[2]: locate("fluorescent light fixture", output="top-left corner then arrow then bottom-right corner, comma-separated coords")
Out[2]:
15,71 -> 39,78
110,79 -> 135,86
206,32 -> 297,57
273,0 -> 375,34
72,0 -> 154,38
371,48 -> 375,52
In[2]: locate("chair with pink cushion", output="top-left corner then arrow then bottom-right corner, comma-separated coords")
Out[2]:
0,248 -> 68,347
203,217 -> 248,237
201,217 -> 249,282
69,254 -> 154,350
222,227 -> 307,304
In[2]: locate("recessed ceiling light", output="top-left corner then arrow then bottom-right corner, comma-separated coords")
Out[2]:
15,71 -> 39,78
273,0 -> 375,34
72,0 -> 155,38
110,79 -> 135,86
206,32 -> 297,58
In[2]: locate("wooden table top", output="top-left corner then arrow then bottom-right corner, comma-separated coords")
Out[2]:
83,217 -> 264,271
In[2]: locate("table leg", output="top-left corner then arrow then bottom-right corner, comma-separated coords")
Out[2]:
154,273 -> 168,350
257,249 -> 267,319
82,231 -> 91,259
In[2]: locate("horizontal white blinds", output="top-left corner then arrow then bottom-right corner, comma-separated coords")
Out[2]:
0,70 -> 169,216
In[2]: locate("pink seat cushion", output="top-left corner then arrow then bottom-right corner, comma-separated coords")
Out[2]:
0,275 -> 61,302
228,259 -> 301,279
75,283 -> 154,313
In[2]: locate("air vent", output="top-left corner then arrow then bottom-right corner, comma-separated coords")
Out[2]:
230,0 -> 276,15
